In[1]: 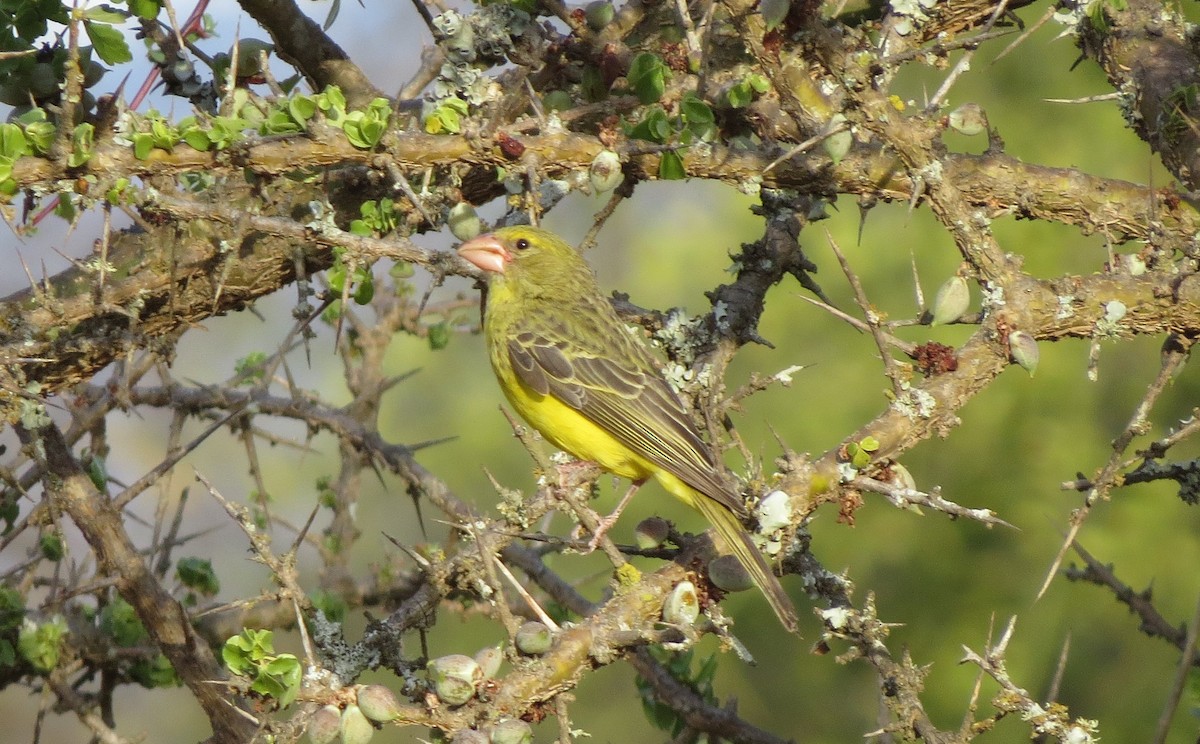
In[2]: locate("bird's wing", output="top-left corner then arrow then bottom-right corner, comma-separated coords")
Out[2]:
506,312 -> 748,520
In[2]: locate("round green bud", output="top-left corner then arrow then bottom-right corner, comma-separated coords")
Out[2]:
708,554 -> 753,593
448,202 -> 483,241
473,644 -> 504,679
427,654 -> 481,706
490,718 -> 533,744
339,704 -> 375,744
542,90 -> 574,112
357,684 -> 402,723
514,621 -> 553,656
584,0 -> 615,30
306,705 -> 341,744
930,275 -> 970,326
589,150 -> 623,193
633,516 -> 669,549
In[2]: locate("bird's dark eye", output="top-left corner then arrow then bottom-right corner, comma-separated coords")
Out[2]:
515,238 -> 530,250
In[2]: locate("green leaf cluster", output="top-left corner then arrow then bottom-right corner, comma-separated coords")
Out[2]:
626,92 -> 715,180
628,53 -> 668,105
0,111 -> 52,196
724,73 -> 769,109
349,198 -> 400,237
222,629 -> 302,707
424,97 -> 469,135
0,587 -> 25,668
845,435 -> 879,469
96,601 -> 177,687
328,248 -> 375,305
17,615 -> 67,673
176,556 -> 220,599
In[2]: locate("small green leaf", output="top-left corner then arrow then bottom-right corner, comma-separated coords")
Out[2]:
176,557 -> 220,596
0,124 -> 29,159
132,132 -> 153,160
760,0 -> 790,30
38,534 -> 63,561
180,128 -> 211,151
68,123 -> 94,167
99,598 -> 147,646
83,6 -> 128,23
658,149 -> 686,180
288,95 -> 316,124
428,322 -> 450,350
130,653 -> 179,688
128,0 -> 162,20
628,107 -> 671,143
84,21 -> 133,64
0,587 -> 25,632
234,351 -> 268,383
18,616 -> 67,673
628,53 -> 667,104
725,81 -> 752,109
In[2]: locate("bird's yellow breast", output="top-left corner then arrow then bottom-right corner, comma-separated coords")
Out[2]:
493,353 -> 653,483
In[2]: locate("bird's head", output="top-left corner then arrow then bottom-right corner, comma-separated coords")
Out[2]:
457,226 -> 592,297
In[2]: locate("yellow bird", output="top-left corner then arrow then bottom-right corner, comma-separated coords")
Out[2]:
458,225 -> 798,633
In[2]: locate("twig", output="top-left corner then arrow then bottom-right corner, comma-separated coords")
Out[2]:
852,476 -> 1013,528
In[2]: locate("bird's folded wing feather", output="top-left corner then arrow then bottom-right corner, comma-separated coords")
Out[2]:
506,315 -> 748,520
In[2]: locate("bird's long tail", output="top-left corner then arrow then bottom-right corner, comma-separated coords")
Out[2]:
692,495 -> 800,633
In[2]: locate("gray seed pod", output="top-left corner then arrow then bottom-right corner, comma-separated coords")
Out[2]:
448,202 -> 483,241
490,719 -> 534,744
930,275 -> 970,326
708,554 -> 753,593
339,704 -> 375,744
357,684 -> 402,723
585,0 -> 615,29
427,654 -> 482,706
474,644 -> 504,679
1008,330 -> 1039,376
306,705 -> 342,744
948,103 -> 987,136
514,621 -> 554,656
634,516 -> 670,549
589,150 -> 623,193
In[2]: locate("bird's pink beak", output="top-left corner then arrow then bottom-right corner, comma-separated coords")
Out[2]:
457,234 -> 510,274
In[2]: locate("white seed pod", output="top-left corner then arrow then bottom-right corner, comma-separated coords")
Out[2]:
473,644 -> 504,679
634,516 -> 670,549
589,150 -> 623,193
888,461 -> 916,491
1008,330 -> 1039,376
427,654 -> 482,706
514,621 -> 553,656
339,704 -> 375,744
822,114 -> 852,165
452,729 -> 490,744
490,719 -> 534,744
708,554 -> 753,593
755,490 -> 792,534
448,202 -> 483,241
306,705 -> 342,744
930,275 -> 970,326
584,0 -> 615,30
947,102 -> 987,136
357,684 -> 402,723
662,580 -> 701,626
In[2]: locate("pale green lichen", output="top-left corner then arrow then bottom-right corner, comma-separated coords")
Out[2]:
1094,299 -> 1127,337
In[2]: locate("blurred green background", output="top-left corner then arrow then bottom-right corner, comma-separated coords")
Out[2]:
8,1 -> 1200,742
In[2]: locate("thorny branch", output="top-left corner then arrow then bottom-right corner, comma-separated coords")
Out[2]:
4,0 -> 1200,740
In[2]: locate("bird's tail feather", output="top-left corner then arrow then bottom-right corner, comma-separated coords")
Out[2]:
693,495 -> 800,633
